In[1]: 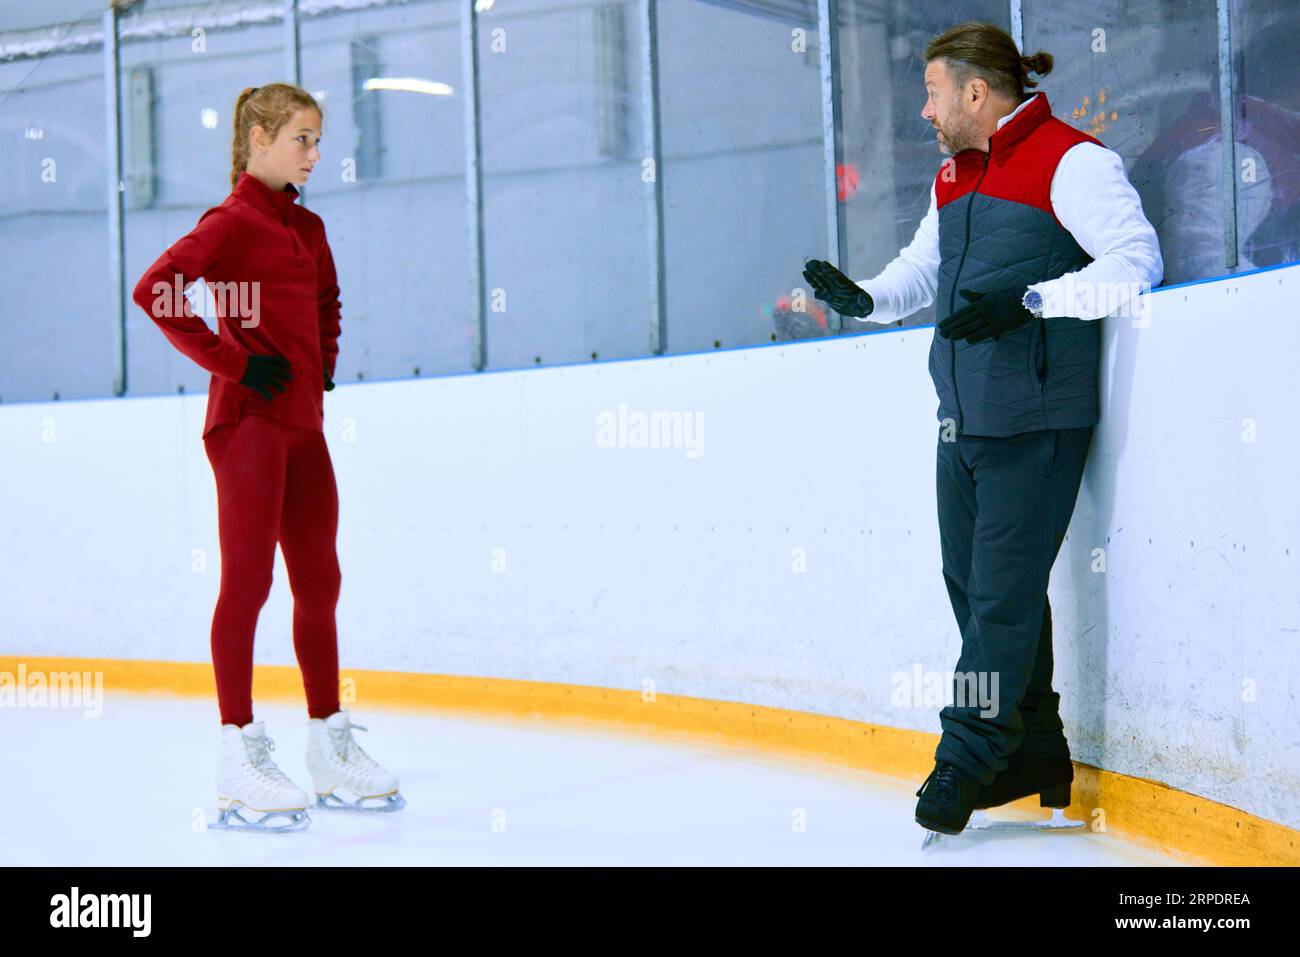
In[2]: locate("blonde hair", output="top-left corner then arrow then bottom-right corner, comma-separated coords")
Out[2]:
230,82 -> 323,190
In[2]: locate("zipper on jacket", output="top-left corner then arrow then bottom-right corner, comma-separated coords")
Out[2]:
1040,323 -> 1048,384
947,149 -> 990,434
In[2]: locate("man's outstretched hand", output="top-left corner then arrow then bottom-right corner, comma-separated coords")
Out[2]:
938,288 -> 1036,343
803,259 -> 874,318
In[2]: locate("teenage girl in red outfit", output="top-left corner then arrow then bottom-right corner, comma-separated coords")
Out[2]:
133,83 -> 404,832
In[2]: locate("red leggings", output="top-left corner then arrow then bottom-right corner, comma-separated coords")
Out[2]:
203,413 -> 341,727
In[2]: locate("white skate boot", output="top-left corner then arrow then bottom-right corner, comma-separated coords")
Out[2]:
212,721 -> 312,833
306,709 -> 406,812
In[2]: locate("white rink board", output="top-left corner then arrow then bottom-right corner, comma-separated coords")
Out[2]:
1,263 -> 1296,831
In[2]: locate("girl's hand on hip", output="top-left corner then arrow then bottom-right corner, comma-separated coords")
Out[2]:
240,354 -> 292,400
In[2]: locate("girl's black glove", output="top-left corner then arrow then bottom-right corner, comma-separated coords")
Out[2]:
803,259 -> 874,317
239,354 -> 292,400
324,370 -> 335,392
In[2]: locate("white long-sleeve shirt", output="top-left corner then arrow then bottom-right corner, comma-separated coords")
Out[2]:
855,100 -> 1164,323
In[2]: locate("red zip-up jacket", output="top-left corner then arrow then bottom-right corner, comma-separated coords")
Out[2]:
131,170 -> 341,439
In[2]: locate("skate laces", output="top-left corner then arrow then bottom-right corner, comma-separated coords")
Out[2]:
244,733 -> 297,789
916,762 -> 966,802
328,721 -> 382,772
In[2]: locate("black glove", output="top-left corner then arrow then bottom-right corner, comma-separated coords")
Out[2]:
324,370 -> 335,392
938,288 -> 1035,343
803,259 -> 874,317
239,354 -> 292,400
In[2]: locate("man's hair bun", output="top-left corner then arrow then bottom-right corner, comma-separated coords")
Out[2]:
1022,51 -> 1054,78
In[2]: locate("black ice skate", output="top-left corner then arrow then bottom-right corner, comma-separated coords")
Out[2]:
966,752 -> 1083,835
915,759 -> 981,849
974,752 -> 1073,809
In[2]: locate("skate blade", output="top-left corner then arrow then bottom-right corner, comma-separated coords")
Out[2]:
210,802 -> 311,833
966,808 -> 1083,831
916,815 -> 964,850
315,789 -> 407,813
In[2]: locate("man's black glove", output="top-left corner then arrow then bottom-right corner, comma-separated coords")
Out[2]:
239,354 -> 292,400
938,288 -> 1035,343
803,259 -> 874,318
324,370 -> 335,392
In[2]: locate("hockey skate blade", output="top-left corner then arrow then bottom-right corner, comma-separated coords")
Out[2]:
966,808 -> 1083,832
210,801 -> 311,833
315,788 -> 407,812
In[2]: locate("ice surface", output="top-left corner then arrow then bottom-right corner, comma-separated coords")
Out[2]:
0,693 -> 1181,866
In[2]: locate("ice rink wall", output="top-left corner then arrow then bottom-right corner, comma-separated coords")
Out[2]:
2,262 -> 1297,837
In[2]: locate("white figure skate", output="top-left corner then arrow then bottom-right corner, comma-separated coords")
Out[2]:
212,721 -> 312,833
306,709 -> 406,812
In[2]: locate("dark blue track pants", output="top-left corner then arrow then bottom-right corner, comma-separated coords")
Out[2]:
932,425 -> 1094,785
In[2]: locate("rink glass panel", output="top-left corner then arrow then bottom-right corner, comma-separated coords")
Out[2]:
0,4 -> 110,403
656,0 -> 828,354
117,2 -> 286,400
1,0 -> 1299,403
1022,0 -> 1221,287
477,0 -> 652,371
1230,0 -> 1300,273
835,0 -> 1010,335
299,0 -> 472,384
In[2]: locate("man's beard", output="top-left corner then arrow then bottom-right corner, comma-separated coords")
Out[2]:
935,113 -> 974,155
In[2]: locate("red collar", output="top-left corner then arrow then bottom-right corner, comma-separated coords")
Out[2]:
233,170 -> 300,223
985,91 -> 1051,153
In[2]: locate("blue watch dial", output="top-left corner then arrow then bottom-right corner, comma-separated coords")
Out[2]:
1022,289 -> 1044,317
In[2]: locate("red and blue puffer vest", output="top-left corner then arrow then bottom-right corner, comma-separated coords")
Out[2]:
930,91 -> 1104,437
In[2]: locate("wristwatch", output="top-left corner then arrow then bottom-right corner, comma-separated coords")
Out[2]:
1021,288 -> 1044,318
